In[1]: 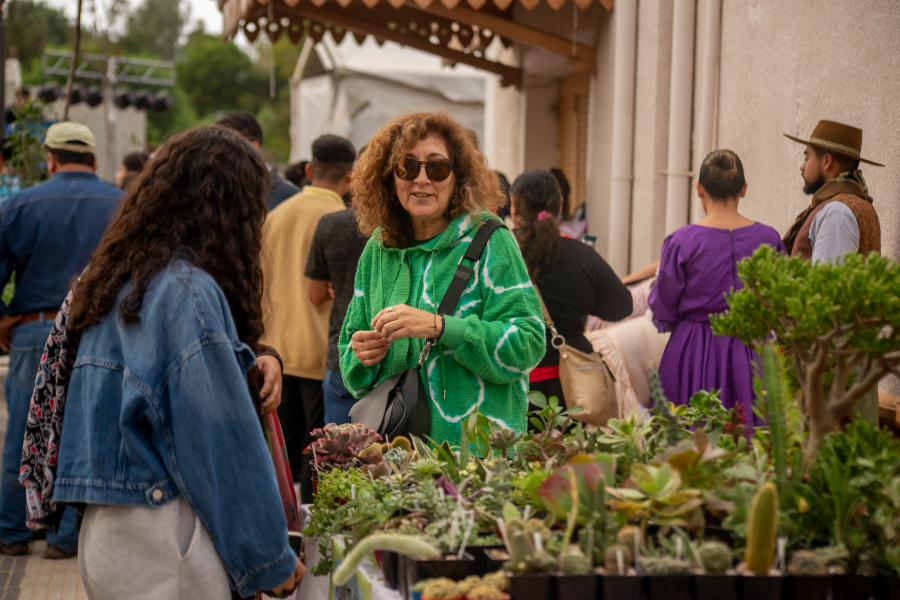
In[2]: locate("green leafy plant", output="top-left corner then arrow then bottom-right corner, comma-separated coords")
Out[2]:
303,423 -> 384,474
3,99 -> 49,188
606,462 -> 704,529
712,246 -> 900,450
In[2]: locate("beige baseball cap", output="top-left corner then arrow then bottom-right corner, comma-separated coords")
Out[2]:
43,122 -> 96,153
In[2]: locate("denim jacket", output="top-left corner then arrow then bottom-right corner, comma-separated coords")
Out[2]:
55,260 -> 296,596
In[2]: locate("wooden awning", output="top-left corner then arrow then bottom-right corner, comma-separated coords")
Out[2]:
219,0 -> 610,88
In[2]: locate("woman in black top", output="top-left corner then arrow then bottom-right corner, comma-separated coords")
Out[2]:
510,170 -> 633,409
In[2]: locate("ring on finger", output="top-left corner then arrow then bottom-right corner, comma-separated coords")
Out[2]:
387,306 -> 394,313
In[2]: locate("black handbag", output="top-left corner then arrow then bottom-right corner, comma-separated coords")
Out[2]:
349,219 -> 506,440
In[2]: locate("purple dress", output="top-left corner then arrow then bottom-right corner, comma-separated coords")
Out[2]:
648,223 -> 785,422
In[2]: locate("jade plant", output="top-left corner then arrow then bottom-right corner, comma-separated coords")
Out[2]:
303,423 -> 384,473
712,246 -> 900,450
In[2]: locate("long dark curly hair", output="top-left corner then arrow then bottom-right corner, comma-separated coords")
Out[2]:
69,126 -> 269,350
511,169 -> 562,282
351,111 -> 504,248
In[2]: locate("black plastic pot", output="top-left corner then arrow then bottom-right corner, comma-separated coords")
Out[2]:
484,548 -> 510,574
646,574 -> 690,600
738,575 -> 783,600
381,550 -> 400,590
693,575 -> 737,600
600,574 -> 644,600
874,575 -> 900,600
468,545 -> 506,576
404,552 -> 475,596
832,575 -> 873,600
785,575 -> 830,600
509,573 -> 554,600
554,572 -> 596,600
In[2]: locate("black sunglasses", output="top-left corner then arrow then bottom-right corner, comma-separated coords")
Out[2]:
395,158 -> 455,182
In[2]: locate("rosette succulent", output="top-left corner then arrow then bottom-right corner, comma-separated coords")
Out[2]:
303,423 -> 384,473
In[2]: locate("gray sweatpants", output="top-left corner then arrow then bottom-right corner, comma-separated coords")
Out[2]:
79,497 -> 232,599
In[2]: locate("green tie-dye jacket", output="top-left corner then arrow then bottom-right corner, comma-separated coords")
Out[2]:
338,212 -> 546,445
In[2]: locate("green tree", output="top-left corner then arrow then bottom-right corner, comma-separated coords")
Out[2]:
712,246 -> 900,451
176,29 -> 265,117
119,0 -> 187,60
5,0 -> 69,71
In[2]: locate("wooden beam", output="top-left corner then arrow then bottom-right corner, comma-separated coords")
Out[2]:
410,1 -> 595,70
278,3 -> 523,87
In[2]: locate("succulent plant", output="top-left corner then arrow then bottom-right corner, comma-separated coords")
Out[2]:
560,549 -> 592,575
637,556 -> 693,576
303,423 -> 383,473
786,550 -> 828,576
744,482 -> 779,575
503,518 -> 556,575
383,447 -> 409,466
698,541 -> 732,574
390,436 -> 413,451
362,461 -> 392,479
422,578 -> 463,600
332,534 -> 440,586
466,586 -> 510,600
489,428 -> 524,458
457,576 -> 483,595
606,462 -> 704,528
481,571 -> 509,592
603,544 -> 634,574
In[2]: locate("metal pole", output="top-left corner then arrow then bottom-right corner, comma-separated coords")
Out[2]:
63,0 -> 84,121
103,56 -> 116,181
0,2 -> 6,145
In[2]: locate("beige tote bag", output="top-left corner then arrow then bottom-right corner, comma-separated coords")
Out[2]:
534,289 -> 618,426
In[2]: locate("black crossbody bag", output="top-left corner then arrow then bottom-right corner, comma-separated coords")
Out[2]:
349,219 -> 506,439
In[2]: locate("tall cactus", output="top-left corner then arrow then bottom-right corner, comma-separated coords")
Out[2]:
650,368 -> 681,447
744,482 -> 779,575
762,344 -> 789,494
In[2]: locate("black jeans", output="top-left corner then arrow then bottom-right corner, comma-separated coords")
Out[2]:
277,375 -> 324,505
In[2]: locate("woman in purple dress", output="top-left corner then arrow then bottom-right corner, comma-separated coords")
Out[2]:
649,150 -> 785,421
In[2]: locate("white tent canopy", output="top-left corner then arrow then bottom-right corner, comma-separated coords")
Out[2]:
290,36 -> 488,162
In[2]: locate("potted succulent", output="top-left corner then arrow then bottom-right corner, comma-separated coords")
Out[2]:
421,578 -> 464,600
692,540 -> 737,600
784,550 -> 829,600
303,423 -> 384,494
597,542 -> 643,600
500,512 -> 556,600
736,483 -> 784,600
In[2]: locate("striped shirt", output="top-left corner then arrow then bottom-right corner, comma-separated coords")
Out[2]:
809,202 -> 859,264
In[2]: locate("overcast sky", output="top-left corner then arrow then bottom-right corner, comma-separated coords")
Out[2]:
41,0 -> 224,37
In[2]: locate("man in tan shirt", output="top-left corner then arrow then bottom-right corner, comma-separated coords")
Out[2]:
262,135 -> 355,503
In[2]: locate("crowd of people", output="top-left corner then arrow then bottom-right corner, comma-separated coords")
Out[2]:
0,106 -> 883,598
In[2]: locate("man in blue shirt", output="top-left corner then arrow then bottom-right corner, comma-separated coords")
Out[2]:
0,122 -> 120,558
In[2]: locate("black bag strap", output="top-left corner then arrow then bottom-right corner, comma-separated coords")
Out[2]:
437,219 -> 506,317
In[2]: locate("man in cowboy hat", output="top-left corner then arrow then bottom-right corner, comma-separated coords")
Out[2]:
782,120 -> 883,263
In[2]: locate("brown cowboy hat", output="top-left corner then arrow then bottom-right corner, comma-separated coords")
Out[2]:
784,119 -> 884,167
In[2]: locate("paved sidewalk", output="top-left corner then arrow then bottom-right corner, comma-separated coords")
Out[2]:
0,357 -> 89,600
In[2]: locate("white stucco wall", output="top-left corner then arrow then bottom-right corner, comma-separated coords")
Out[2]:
627,0 -> 673,273
714,0 -> 900,395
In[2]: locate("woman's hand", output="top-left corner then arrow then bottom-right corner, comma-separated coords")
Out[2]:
272,557 -> 307,595
257,354 -> 283,414
371,304 -> 443,341
352,330 -> 391,366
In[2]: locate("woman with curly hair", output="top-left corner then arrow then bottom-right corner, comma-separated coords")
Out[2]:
509,169 -> 632,409
339,112 -> 545,444
55,127 -> 305,599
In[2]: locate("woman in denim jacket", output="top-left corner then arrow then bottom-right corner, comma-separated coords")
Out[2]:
56,127 -> 305,599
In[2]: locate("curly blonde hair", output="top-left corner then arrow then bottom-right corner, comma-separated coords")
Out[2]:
351,111 -> 504,248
